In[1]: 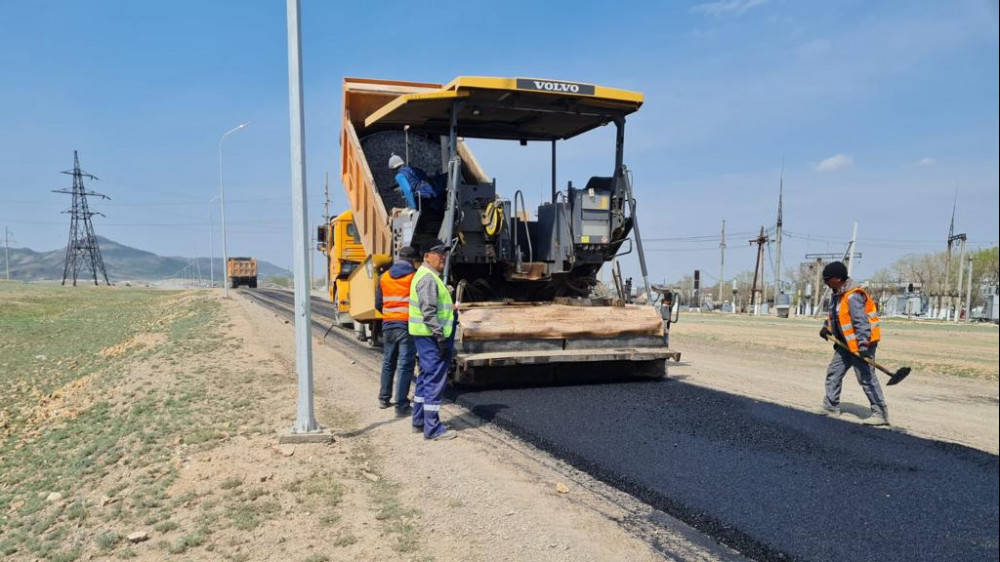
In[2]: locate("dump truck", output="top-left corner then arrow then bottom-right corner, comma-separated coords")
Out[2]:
226,257 -> 258,289
330,76 -> 678,383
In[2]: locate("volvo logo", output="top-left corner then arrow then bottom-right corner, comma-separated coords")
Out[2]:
516,78 -> 595,95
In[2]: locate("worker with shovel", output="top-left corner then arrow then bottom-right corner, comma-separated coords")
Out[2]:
818,261 -> 890,426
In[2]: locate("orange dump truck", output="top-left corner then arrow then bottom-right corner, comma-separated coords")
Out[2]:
226,257 -> 258,289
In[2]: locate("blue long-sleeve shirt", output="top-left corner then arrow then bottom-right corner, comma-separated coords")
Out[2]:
395,165 -> 446,212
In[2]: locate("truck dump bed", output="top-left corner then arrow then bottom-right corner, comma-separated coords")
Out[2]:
227,257 -> 258,289
341,78 -> 487,258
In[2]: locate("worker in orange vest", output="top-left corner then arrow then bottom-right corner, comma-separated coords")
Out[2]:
818,261 -> 889,426
375,246 -> 421,415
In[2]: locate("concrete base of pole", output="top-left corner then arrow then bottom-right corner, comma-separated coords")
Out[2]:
279,429 -> 334,444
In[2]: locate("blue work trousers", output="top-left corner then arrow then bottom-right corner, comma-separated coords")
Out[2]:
412,335 -> 452,439
379,325 -> 415,411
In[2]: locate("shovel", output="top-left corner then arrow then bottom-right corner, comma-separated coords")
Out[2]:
825,335 -> 911,386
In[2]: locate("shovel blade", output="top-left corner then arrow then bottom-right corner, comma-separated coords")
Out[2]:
887,367 -> 912,386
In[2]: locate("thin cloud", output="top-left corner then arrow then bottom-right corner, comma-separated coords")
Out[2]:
815,154 -> 853,171
915,157 -> 937,167
691,0 -> 768,16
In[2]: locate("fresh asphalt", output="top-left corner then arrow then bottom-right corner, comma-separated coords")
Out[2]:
252,289 -> 1000,562
452,379 -> 999,562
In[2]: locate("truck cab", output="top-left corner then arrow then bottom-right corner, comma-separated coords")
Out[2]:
317,210 -> 366,324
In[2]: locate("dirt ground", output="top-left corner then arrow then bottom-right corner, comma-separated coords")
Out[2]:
670,312 -> 999,454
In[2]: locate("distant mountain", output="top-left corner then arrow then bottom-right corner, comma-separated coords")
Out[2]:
2,236 -> 291,282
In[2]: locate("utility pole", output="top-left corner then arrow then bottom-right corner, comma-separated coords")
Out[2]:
52,151 -> 111,286
964,255 -> 974,323
749,226 -> 768,315
953,235 -> 967,322
3,227 -> 13,281
719,220 -> 726,305
845,222 -> 858,277
944,197 -> 956,319
208,204 -> 215,288
774,160 -> 784,298
323,171 -> 330,295
812,257 -> 823,316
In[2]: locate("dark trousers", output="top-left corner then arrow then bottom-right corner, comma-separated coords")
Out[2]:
379,325 -> 414,411
824,342 -> 887,417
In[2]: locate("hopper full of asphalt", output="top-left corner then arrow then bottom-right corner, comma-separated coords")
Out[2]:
451,379 -> 999,562
360,130 -> 444,211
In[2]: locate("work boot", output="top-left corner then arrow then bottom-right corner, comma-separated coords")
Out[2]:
820,405 -> 841,417
427,430 -> 457,441
378,399 -> 391,409
863,412 -> 890,426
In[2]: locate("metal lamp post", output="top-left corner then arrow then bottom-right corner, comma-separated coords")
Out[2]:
218,122 -> 250,297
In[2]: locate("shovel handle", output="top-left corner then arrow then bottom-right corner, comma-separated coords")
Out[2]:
825,335 -> 894,377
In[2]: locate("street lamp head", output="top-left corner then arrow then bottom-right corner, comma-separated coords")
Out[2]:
237,122 -> 250,130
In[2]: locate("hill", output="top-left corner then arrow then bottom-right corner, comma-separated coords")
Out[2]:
2,236 -> 290,282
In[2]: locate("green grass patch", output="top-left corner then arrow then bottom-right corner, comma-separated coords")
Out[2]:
220,476 -> 243,490
153,520 -> 179,533
0,286 -> 256,558
94,530 -> 122,551
333,533 -> 358,548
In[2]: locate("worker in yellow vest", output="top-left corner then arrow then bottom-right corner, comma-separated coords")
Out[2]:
818,261 -> 889,426
375,246 -> 420,415
408,240 -> 457,440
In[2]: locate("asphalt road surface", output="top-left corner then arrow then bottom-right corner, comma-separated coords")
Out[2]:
252,290 -> 999,561
451,379 -> 999,562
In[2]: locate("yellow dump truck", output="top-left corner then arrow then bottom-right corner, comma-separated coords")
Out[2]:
316,210 -> 367,329
226,257 -> 258,289
327,76 -> 677,383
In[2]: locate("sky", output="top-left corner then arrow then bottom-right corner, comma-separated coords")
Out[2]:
1,0 -> 997,288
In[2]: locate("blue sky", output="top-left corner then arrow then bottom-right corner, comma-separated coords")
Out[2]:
1,0 -> 997,286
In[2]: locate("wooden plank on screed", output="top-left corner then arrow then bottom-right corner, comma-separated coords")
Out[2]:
459,304 -> 664,340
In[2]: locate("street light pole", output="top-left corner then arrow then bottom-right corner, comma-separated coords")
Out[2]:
219,122 -> 250,298
280,0 -> 329,443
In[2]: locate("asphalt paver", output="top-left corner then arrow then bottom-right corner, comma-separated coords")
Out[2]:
452,378 -> 999,562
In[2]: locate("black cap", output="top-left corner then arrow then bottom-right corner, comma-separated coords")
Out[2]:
822,261 -> 849,281
425,239 -> 450,255
397,246 -> 419,260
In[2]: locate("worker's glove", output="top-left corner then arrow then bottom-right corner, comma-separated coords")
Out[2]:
858,345 -> 872,359
436,337 -> 449,356
819,327 -> 830,341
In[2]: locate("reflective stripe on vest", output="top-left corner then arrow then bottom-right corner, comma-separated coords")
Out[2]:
380,271 -> 415,323
827,287 -> 882,353
408,266 -> 454,338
